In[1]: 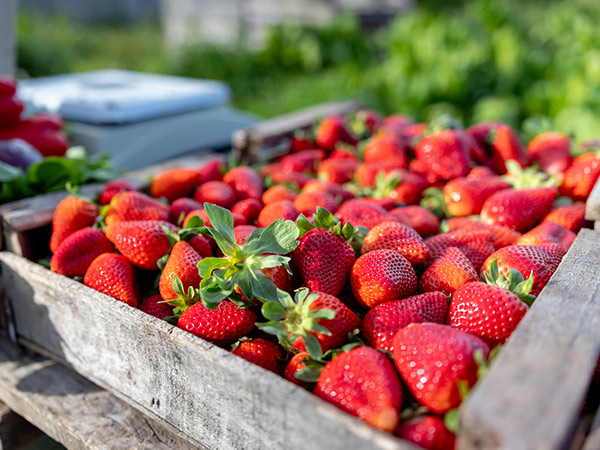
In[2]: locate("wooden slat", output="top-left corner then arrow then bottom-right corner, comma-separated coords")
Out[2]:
0,336 -> 197,450
459,228 -> 600,450
585,178 -> 600,226
232,100 -> 361,163
0,251 -> 414,450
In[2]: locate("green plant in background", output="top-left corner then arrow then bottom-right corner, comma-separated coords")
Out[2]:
15,0 -> 600,141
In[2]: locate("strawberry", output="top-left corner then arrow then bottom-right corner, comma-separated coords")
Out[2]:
293,191 -> 337,216
481,187 -> 558,232
381,114 -> 414,131
234,225 -> 257,246
189,234 -> 213,258
542,203 -> 591,233
169,197 -> 203,225
231,338 -> 284,374
443,176 -> 510,217
389,206 -> 440,238
315,115 -> 358,151
105,220 -> 177,270
257,200 -> 299,228
370,169 -> 429,205
351,249 -> 418,308
302,179 -> 354,203
262,163 -> 311,188
466,121 -> 501,154
50,227 -> 115,277
425,229 -> 495,271
262,185 -> 297,205
258,289 -> 361,358
178,300 -> 256,346
528,132 -> 572,176
193,181 -> 236,209
317,158 -> 358,184
468,166 -> 496,179
445,217 -> 521,250
280,149 -> 325,173
330,145 -> 359,161
336,200 -> 392,229
362,291 -> 448,351
84,253 -> 140,307
560,152 -> 600,201
363,133 -> 408,167
420,247 -> 479,295
159,241 -> 204,306
289,132 -> 317,153
355,161 -> 406,188
196,158 -> 225,183
138,294 -> 174,319
415,130 -> 471,180
362,197 -> 397,210
449,260 -> 534,345
223,166 -> 264,200
50,195 -> 99,253
491,124 -> 530,174
294,208 -> 356,297
314,346 -> 403,432
150,168 -> 201,202
362,221 -> 430,265
284,352 -> 311,387
393,323 -> 489,414
516,221 -> 576,252
481,244 -> 565,296
355,109 -> 383,134
104,191 -> 169,226
231,198 -> 262,225
394,415 -> 456,450
98,179 -> 134,206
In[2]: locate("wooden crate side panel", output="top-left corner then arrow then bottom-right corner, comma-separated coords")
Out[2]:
0,252 -> 411,450
459,228 -> 600,450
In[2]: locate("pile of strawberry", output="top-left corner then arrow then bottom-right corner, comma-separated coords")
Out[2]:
47,110 -> 599,450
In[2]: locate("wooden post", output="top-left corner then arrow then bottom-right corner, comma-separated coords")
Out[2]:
0,0 -> 17,75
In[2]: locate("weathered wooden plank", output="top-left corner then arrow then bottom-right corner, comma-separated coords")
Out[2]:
585,177 -> 600,226
459,228 -> 600,450
0,401 -> 43,449
232,100 -> 361,163
0,251 -> 413,450
0,335 -> 197,450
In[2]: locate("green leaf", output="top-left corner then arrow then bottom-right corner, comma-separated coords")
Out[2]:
249,270 -> 285,303
172,275 -> 186,296
162,225 -> 180,247
252,254 -> 290,270
65,146 -> 87,160
255,321 -> 287,336
0,162 -> 24,182
302,333 -> 323,360
184,215 -> 204,229
262,301 -> 288,321
304,319 -> 331,336
250,218 -> 300,255
444,409 -> 460,434
295,365 -> 323,383
315,207 -> 334,229
308,309 -> 336,320
296,214 -> 315,237
203,203 -> 236,244
197,257 -> 229,278
341,222 -> 354,240
236,268 -> 253,302
200,282 -> 232,309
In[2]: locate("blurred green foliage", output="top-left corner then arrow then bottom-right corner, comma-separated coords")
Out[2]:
16,0 -> 600,140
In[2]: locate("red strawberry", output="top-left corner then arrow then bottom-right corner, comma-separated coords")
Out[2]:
84,253 -> 140,307
395,416 -> 456,450
104,191 -> 169,226
315,115 -> 358,151
223,166 -> 264,201
362,221 -> 430,265
542,203 -> 591,233
150,168 -> 201,202
355,161 -> 406,188
351,249 -> 417,308
420,247 -> 478,295
98,179 -> 134,206
314,346 -> 402,432
370,169 -> 429,205
560,152 -> 600,201
138,294 -> 174,319
425,229 -> 495,272
105,220 -> 177,270
415,130 -> 471,180
393,323 -> 489,414
257,200 -> 299,228
284,352 -> 311,387
196,158 -> 225,183
178,301 -> 256,346
389,206 -> 440,238
280,149 -> 325,173
293,191 -> 337,217
159,241 -> 204,304
362,197 -> 397,210
302,179 -> 354,203
50,196 -> 99,252
491,124 -> 530,174
50,227 -> 115,277
262,185 -> 297,205
466,121 -> 501,154
481,244 -> 566,296
193,181 -> 236,208
443,176 -> 510,217
317,158 -> 358,184
169,197 -> 203,225
363,133 -> 408,167
362,291 -> 448,351
234,225 -> 257,246
516,222 -> 576,252
231,338 -> 284,374
381,114 -> 414,131
231,198 -> 262,225
468,166 -> 496,179
355,109 -> 383,134
445,218 -> 521,250
481,187 -> 558,232
261,163 -> 311,188
189,234 -> 213,258
336,200 -> 392,229
290,133 -> 317,153
528,132 -> 572,176
330,145 -> 359,161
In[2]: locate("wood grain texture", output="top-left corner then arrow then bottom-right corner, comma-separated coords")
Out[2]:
0,251 -> 415,450
459,228 -> 600,450
585,177 -> 600,223
232,100 -> 361,162
0,336 -> 197,450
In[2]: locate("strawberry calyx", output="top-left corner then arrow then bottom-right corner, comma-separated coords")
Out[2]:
297,207 -> 355,239
483,259 -> 536,306
195,203 -> 299,310
420,187 -> 447,218
165,275 -> 202,313
503,160 -> 559,189
157,218 -> 205,271
428,114 -> 462,134
291,338 -> 363,382
370,171 -> 402,199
